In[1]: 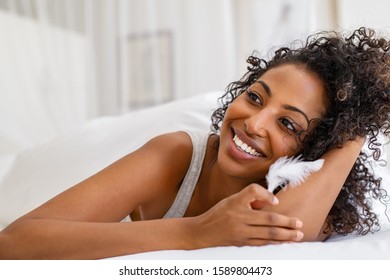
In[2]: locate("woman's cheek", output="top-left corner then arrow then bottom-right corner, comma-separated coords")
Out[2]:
278,136 -> 301,157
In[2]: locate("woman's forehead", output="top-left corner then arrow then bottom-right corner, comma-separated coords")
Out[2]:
254,64 -> 328,119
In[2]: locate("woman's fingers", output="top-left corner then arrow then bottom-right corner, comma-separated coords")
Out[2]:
246,210 -> 303,229
245,238 -> 297,247
230,186 -> 304,243
230,209 -> 304,242
237,183 -> 279,208
193,183 -> 305,247
249,226 -> 304,242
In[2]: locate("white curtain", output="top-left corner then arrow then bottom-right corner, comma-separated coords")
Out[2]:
0,0 -> 94,154
4,0 -> 389,153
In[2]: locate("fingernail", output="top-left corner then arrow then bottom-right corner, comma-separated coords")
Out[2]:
296,231 -> 304,240
272,196 -> 279,205
295,220 -> 303,228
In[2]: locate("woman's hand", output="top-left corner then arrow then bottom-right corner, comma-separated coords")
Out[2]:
188,183 -> 304,248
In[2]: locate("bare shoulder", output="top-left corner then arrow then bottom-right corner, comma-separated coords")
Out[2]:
144,131 -> 194,153
129,131 -> 195,219
20,131 -> 195,223
118,131 -> 195,191
140,131 -> 194,171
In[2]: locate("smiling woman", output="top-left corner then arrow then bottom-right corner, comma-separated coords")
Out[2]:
212,27 -> 390,237
0,27 -> 389,260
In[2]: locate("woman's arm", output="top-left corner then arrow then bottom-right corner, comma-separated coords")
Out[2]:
0,215 -> 196,259
261,138 -> 364,241
0,132 -> 195,259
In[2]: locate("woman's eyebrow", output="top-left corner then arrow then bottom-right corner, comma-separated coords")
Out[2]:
283,105 -> 309,124
256,80 -> 309,123
255,80 -> 271,96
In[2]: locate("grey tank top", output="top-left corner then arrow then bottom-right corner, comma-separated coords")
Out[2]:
163,131 -> 209,218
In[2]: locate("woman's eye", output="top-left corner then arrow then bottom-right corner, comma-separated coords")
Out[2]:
246,91 -> 263,105
280,118 -> 298,133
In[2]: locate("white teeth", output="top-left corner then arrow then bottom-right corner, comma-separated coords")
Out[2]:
233,135 -> 262,157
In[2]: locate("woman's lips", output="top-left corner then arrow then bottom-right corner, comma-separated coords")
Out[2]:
230,128 -> 266,158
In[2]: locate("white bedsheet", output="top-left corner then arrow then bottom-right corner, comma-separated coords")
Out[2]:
0,92 -> 389,259
109,231 -> 390,260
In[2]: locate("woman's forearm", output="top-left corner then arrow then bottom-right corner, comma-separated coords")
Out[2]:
0,217 -> 195,259
262,139 -> 364,241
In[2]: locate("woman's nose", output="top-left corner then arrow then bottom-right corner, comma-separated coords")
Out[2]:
244,110 -> 271,138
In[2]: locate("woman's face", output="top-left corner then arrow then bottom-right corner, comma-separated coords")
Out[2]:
218,64 -> 328,182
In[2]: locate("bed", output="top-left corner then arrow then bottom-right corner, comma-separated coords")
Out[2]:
0,91 -> 389,259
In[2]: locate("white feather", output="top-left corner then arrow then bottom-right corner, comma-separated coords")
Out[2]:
266,155 -> 324,193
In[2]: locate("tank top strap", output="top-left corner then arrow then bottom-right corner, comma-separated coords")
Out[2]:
163,131 -> 209,218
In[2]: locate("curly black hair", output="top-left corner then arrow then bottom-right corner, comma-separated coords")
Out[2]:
211,27 -> 390,236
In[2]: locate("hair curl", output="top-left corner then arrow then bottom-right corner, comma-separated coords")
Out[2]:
211,27 -> 390,236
